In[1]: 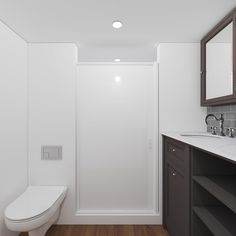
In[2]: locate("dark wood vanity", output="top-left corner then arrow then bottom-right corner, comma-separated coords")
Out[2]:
163,136 -> 236,236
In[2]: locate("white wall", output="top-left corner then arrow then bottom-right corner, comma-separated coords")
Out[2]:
28,43 -> 77,223
77,47 -> 156,62
159,43 -> 206,133
0,22 -> 28,236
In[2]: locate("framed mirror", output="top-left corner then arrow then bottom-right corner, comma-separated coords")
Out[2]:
201,8 -> 236,106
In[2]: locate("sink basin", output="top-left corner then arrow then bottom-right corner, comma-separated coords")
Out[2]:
180,133 -> 222,139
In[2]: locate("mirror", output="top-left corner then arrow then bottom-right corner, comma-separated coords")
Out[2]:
201,7 -> 236,106
206,22 -> 233,99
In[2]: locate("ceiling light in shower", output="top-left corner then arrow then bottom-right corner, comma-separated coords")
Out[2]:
115,76 -> 121,83
114,58 -> 121,62
112,21 -> 123,29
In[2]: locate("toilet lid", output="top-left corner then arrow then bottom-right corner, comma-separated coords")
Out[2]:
5,186 -> 66,221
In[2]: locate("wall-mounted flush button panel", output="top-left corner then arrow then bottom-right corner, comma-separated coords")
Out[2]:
41,146 -> 62,160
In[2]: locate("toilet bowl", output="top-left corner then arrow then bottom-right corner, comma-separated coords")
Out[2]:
4,186 -> 67,236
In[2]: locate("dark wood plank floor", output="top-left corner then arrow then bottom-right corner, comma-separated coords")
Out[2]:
20,225 -> 169,236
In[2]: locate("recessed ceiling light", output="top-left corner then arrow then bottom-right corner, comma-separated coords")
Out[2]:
112,21 -> 123,29
114,58 -> 121,62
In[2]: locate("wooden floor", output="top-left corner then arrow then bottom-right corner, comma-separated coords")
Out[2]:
20,225 -> 169,236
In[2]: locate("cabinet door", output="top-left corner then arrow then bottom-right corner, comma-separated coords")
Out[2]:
166,163 -> 189,236
163,137 -> 190,236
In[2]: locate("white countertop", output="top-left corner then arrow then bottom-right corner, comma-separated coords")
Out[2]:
162,132 -> 236,164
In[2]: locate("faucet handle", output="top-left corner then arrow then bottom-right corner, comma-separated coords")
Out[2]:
227,128 -> 235,138
210,126 -> 217,135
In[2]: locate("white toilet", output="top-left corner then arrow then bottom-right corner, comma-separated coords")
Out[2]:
4,186 -> 67,236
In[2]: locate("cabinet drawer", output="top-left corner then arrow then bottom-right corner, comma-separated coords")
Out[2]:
165,137 -> 190,171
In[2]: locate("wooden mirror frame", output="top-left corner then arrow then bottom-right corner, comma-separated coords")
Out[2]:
201,7 -> 236,106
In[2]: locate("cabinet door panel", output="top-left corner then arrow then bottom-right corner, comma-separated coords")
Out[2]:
166,163 -> 188,236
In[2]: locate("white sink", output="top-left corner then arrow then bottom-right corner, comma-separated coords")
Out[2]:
180,133 -> 222,139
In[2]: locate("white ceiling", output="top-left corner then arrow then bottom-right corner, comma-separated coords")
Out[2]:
0,0 -> 235,61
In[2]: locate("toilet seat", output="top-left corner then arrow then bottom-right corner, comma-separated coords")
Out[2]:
5,186 -> 66,222
5,186 -> 67,232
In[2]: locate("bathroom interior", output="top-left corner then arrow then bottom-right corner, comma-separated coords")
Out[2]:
1,1 -> 236,236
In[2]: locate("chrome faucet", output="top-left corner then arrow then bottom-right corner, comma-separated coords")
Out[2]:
205,113 -> 225,136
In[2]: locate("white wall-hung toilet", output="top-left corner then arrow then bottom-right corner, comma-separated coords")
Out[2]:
4,186 -> 67,236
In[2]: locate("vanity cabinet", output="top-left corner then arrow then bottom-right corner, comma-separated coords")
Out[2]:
163,135 -> 236,236
163,137 -> 190,236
